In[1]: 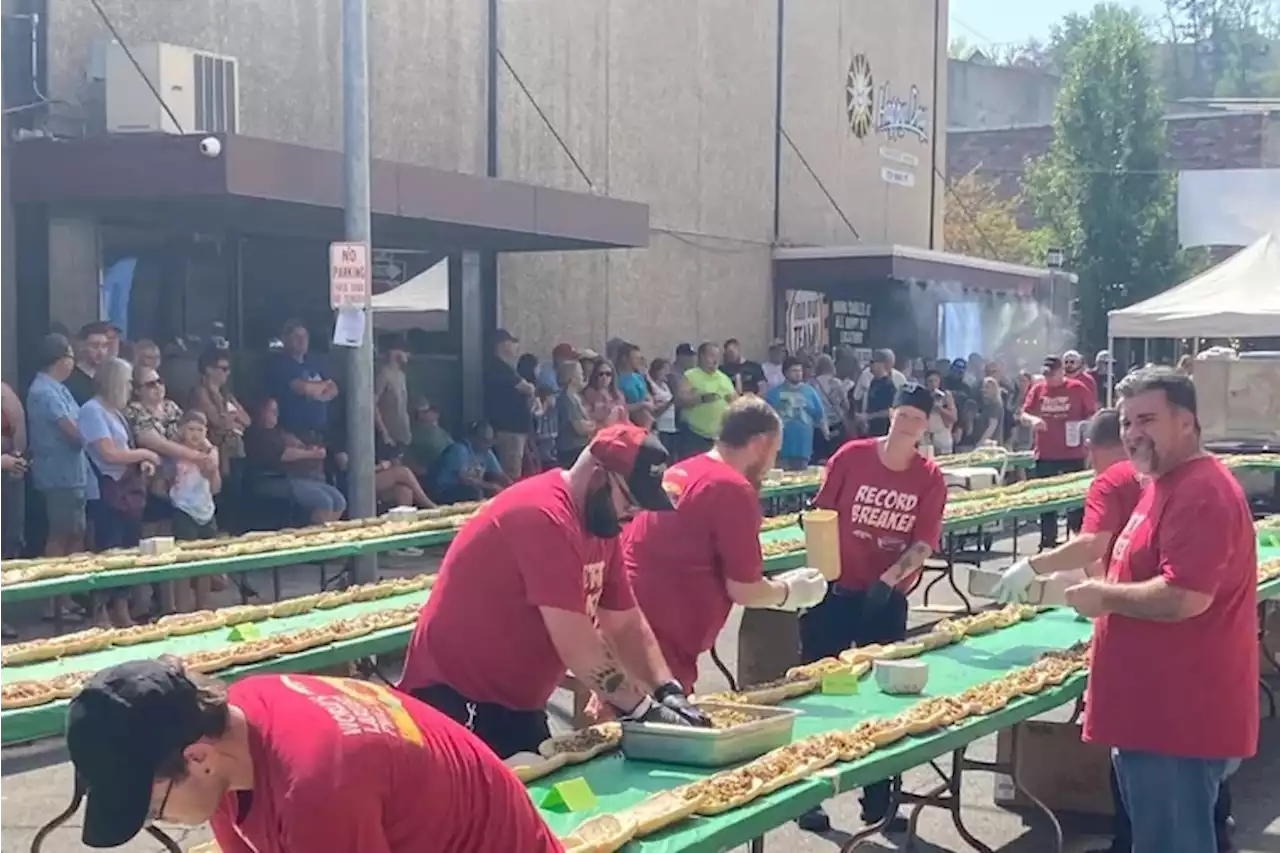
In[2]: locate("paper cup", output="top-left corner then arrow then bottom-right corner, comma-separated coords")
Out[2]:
804,509 -> 842,582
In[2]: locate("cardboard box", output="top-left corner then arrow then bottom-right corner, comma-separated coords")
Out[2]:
993,721 -> 1115,817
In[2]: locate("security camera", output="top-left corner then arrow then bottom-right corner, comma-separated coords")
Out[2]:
198,136 -> 222,158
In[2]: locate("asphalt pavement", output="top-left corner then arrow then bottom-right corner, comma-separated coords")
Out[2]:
3,531 -> 1278,853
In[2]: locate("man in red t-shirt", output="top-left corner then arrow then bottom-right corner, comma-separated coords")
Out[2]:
797,383 -> 948,835
48,660 -> 563,852
1065,349 -> 1099,401
399,424 -> 711,758
1065,368 -> 1257,853
991,408 -> 1141,602
625,397 -> 829,691
1019,354 -> 1098,549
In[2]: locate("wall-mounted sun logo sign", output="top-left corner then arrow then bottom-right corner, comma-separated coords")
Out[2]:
846,53 -> 874,139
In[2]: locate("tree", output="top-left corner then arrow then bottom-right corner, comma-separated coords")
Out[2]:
943,170 -> 1051,267
1026,4 -> 1181,356
1158,0 -> 1280,97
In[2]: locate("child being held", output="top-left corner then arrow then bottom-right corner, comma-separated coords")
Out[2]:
170,410 -> 221,609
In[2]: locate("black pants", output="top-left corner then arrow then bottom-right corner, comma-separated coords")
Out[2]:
800,586 -> 909,821
1033,458 -> 1085,547
1108,762 -> 1233,852
408,683 -> 551,759
683,433 -> 715,458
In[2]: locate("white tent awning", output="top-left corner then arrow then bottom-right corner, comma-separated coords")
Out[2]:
370,259 -> 449,332
1107,232 -> 1280,338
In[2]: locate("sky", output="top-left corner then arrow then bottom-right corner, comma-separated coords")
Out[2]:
949,0 -> 1167,46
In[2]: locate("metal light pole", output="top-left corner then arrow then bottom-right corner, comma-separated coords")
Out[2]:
342,0 -> 377,583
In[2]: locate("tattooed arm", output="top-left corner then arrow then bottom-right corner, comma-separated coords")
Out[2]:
539,607 -> 650,713
879,541 -> 934,586
596,607 -> 673,694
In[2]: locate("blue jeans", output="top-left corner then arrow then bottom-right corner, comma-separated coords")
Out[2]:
1112,749 -> 1233,853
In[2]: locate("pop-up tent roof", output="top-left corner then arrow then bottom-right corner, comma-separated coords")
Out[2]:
1108,231 -> 1280,338
371,259 -> 448,332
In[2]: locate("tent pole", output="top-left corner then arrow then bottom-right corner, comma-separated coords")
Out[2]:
1107,335 -> 1115,406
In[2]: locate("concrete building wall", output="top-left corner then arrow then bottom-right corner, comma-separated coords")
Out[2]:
947,59 -> 1060,130
44,0 -> 488,174
494,0 -> 778,360
497,0 -> 948,359
35,0 -> 946,363
778,0 -> 946,250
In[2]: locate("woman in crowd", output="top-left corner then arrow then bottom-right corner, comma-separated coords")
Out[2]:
809,354 -> 848,460
582,357 -> 627,429
131,339 -> 161,372
648,357 -> 679,454
615,342 -> 655,426
1010,370 -> 1036,451
374,440 -> 437,510
187,347 -> 251,523
923,368 -> 957,455
244,397 -> 346,525
554,359 -> 594,468
970,377 -> 1007,447
519,353 -> 557,472
79,357 -> 161,627
127,364 -> 223,614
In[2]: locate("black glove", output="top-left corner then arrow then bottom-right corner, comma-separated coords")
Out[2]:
864,580 -> 895,612
622,695 -> 694,726
653,681 -> 713,728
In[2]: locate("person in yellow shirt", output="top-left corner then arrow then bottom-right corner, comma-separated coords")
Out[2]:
679,342 -> 737,455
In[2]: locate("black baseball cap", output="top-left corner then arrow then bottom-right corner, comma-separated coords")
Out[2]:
1043,355 -> 1064,371
894,382 -> 935,416
589,424 -> 675,512
494,329 -> 519,344
675,343 -> 695,357
65,660 -> 209,847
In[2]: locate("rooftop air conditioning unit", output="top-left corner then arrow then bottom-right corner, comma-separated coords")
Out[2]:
105,41 -> 238,134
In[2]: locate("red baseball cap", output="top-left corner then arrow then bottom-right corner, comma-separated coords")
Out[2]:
552,342 -> 578,361
588,424 -> 674,511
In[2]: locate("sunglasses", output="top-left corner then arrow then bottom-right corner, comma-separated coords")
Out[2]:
597,371 -> 613,378
142,379 -> 165,389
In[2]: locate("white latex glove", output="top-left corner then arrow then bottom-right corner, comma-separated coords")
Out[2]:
991,558 -> 1036,603
773,568 -> 829,612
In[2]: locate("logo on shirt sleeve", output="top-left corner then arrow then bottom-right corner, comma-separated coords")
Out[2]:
583,560 -> 605,620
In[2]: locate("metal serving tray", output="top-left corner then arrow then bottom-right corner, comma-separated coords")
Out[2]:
620,701 -> 800,768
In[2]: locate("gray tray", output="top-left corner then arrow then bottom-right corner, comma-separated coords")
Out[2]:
620,701 -> 800,768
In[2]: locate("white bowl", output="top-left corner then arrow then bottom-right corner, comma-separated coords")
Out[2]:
874,659 -> 929,695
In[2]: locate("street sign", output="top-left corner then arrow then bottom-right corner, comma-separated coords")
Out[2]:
329,241 -> 370,308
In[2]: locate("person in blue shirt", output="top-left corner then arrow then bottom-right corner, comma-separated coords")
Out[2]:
266,319 -> 338,441
432,421 -> 512,504
615,342 -> 656,427
765,357 -> 828,470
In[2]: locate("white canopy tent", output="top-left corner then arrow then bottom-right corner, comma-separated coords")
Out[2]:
370,259 -> 449,332
1107,231 -> 1280,339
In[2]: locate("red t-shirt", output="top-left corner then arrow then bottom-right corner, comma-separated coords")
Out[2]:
209,675 -> 562,853
1069,369 -> 1098,401
1022,378 -> 1098,461
813,439 -> 947,592
1079,459 -> 1144,567
624,453 -> 765,690
1083,456 -> 1259,758
398,471 -> 636,710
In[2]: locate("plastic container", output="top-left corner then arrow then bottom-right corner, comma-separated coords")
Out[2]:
874,659 -> 929,695
619,702 -> 799,767
803,509 -> 841,582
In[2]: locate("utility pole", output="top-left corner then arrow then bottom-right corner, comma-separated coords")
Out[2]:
342,0 -> 377,583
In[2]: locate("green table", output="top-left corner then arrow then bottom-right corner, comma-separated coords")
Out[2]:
527,609 -> 1093,852
0,591 -> 425,744
0,528 -> 455,604
757,452 -> 1038,502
